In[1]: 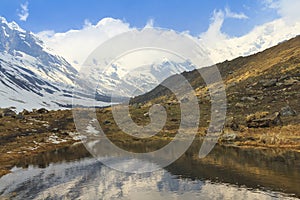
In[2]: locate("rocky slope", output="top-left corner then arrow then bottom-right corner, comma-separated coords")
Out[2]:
132,35 -> 300,128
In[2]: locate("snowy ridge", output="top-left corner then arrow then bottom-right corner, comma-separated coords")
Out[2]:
0,17 -> 110,111
90,59 -> 195,97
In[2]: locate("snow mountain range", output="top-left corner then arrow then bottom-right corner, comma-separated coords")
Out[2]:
86,59 -> 195,98
0,17 -> 102,111
2,16 -> 298,111
0,17 -> 195,111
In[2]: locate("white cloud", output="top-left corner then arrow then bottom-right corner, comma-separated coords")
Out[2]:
38,18 -> 132,70
263,0 -> 300,22
37,6 -> 300,71
201,18 -> 300,64
200,10 -> 227,48
145,18 -> 154,28
83,19 -> 92,28
200,7 -> 248,45
18,1 -> 29,21
224,7 -> 248,19
199,6 -> 300,64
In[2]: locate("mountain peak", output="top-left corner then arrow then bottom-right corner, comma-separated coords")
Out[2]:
0,16 -> 7,24
0,16 -> 25,33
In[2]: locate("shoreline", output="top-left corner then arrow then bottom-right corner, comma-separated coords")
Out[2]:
1,127 -> 300,178
0,108 -> 299,177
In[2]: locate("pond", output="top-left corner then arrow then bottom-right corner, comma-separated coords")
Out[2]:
0,142 -> 299,200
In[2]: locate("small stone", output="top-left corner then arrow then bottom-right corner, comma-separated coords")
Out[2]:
235,102 -> 245,108
256,96 -> 264,100
221,133 -> 237,141
241,97 -> 256,101
52,128 -> 59,132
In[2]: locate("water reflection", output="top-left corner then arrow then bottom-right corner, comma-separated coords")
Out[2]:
0,142 -> 299,199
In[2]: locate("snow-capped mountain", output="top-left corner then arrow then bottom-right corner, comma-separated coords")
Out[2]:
86,59 -> 195,98
0,17 -> 198,110
200,18 -> 300,64
0,17 -> 109,111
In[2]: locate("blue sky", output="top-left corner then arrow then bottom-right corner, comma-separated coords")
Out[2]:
0,0 -> 279,36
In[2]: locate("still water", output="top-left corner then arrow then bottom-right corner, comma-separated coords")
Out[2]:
0,143 -> 299,200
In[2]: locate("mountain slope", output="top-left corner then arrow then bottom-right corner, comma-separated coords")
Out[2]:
0,17 -> 109,111
131,35 -> 300,127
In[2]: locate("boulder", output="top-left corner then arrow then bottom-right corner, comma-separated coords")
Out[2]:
0,108 -> 16,117
37,108 -> 49,114
20,109 -> 30,115
246,112 -> 282,128
280,105 -> 297,116
262,79 -> 277,88
15,114 -> 25,120
283,78 -> 298,86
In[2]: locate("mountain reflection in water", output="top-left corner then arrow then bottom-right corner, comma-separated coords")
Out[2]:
0,142 -> 299,200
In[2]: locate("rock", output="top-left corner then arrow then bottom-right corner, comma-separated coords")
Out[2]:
103,120 -> 111,125
0,108 -> 16,117
52,128 -> 59,132
227,82 -> 236,88
262,79 -> 277,88
280,105 -> 297,116
235,102 -> 245,108
241,97 -> 256,101
225,116 -> 239,131
283,78 -> 298,86
221,133 -> 237,141
225,116 -> 234,126
37,108 -> 49,114
256,96 -> 264,100
15,114 -> 25,120
230,122 -> 239,131
246,112 -> 282,128
246,111 -> 269,122
132,103 -> 140,109
20,109 -> 30,115
279,75 -> 289,81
